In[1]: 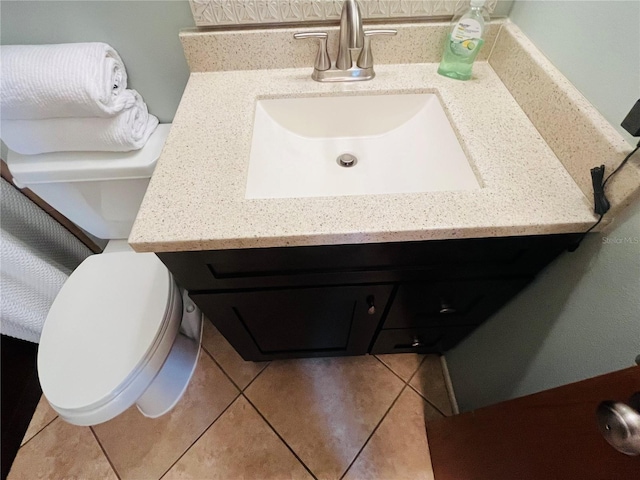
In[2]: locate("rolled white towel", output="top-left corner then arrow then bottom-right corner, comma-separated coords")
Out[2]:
1,43 -> 133,119
1,90 -> 159,154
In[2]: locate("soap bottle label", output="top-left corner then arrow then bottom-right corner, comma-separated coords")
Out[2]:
450,19 -> 482,56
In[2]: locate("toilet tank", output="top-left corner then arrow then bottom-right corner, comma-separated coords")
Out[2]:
5,125 -> 171,240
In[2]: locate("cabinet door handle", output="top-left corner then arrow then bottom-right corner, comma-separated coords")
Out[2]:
409,334 -> 443,349
366,295 -> 375,315
439,299 -> 457,314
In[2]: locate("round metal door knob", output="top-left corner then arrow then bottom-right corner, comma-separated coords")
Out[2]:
366,295 -> 375,315
596,398 -> 640,456
439,299 -> 457,314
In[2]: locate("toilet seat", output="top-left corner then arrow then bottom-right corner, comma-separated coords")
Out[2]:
38,251 -> 183,425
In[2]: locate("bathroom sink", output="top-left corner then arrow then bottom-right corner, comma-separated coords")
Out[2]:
246,93 -> 480,199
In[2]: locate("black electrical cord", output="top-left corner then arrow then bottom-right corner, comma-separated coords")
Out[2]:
603,141 -> 640,189
568,140 -> 640,252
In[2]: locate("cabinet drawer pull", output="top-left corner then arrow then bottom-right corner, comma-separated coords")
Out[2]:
367,295 -> 376,315
439,299 -> 457,314
404,334 -> 443,349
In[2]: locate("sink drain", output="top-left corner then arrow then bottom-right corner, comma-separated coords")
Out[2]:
337,153 -> 358,168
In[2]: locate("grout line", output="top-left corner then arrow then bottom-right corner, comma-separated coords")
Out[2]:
20,414 -> 59,448
90,426 -> 122,480
404,354 -> 429,385
373,354 -> 450,416
240,361 -> 271,392
242,393 -> 318,480
158,391 -> 243,480
339,383 -> 409,480
371,354 -> 413,385
200,346 -> 244,392
405,355 -> 450,417
200,341 -> 214,360
407,383 -> 449,418
200,343 -> 271,393
439,355 -> 460,415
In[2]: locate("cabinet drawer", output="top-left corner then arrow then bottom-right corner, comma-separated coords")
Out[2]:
191,285 -> 392,361
383,278 -> 529,329
371,327 -> 474,354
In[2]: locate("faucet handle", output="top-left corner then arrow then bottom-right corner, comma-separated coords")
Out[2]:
357,29 -> 397,69
294,32 -> 331,72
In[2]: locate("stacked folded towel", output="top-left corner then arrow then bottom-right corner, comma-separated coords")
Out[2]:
1,43 -> 158,155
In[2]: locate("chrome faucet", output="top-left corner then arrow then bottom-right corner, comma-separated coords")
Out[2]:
294,0 -> 396,82
336,0 -> 364,70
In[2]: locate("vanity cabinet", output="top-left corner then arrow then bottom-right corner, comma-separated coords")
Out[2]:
370,278 -> 529,354
191,285 -> 392,360
158,234 -> 578,361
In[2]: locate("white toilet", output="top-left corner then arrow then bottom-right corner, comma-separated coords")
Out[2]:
6,124 -> 203,426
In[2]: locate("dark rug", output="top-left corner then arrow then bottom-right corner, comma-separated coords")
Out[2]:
1,335 -> 41,480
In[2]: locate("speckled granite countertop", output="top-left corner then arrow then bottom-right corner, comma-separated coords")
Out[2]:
129,62 -> 596,252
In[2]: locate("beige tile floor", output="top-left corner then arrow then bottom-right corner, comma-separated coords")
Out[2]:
9,320 -> 454,480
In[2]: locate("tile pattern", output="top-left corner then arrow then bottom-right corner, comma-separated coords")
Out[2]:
179,20 -> 503,72
376,352 -> 425,381
164,396 -> 313,479
489,22 -> 640,218
91,350 -> 239,480
9,353 -> 453,480
10,418 -> 118,480
201,317 -> 269,390
410,355 -> 453,415
189,0 -> 500,26
343,388 -> 441,480
244,355 -> 405,479
20,395 -> 57,446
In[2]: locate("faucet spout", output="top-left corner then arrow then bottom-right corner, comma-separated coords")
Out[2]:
336,0 -> 364,70
294,0 -> 396,82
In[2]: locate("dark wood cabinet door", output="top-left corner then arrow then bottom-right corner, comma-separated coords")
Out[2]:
191,285 -> 393,361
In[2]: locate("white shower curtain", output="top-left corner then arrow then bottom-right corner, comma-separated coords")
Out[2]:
0,178 -> 91,343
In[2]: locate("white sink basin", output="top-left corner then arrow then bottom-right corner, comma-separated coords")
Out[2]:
246,93 -> 480,199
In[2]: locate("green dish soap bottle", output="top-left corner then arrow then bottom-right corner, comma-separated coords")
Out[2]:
438,0 -> 489,80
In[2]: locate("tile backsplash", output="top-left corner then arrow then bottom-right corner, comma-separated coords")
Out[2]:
189,0 -> 501,27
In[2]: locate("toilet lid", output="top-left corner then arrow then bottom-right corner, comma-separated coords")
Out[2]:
38,252 -> 174,411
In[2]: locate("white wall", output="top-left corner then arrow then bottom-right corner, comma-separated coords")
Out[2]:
446,0 -> 640,411
0,1 -> 194,123
510,0 -> 639,144
0,1 -> 515,123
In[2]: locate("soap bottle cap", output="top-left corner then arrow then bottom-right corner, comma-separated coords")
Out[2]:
470,0 -> 486,7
